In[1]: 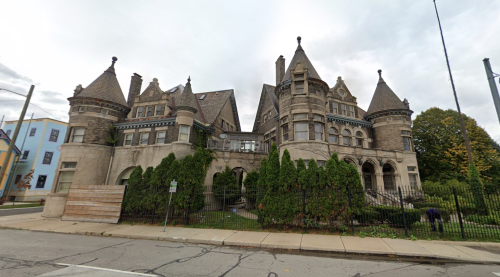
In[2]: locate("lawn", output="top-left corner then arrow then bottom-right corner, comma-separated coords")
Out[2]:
177,210 -> 262,231
0,203 -> 43,210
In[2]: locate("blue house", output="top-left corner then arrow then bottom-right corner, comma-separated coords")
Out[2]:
2,118 -> 67,202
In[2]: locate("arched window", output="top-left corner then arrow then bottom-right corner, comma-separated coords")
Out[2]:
383,164 -> 396,191
328,128 -> 338,143
355,131 -> 363,147
342,129 -> 351,146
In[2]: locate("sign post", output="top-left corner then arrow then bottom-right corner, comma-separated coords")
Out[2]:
163,180 -> 177,232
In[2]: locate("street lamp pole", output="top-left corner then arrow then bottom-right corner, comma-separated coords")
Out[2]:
0,85 -> 34,196
483,58 -> 500,125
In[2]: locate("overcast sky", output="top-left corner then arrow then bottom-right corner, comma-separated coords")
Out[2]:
0,0 -> 499,142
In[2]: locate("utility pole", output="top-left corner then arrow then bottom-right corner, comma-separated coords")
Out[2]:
433,0 -> 473,165
483,58 -> 500,125
0,115 -> 4,128
0,85 -> 34,192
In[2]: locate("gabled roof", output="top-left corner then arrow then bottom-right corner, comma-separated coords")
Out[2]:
281,37 -> 321,83
138,78 -> 166,101
195,90 -> 232,124
330,76 -> 357,104
252,84 -> 278,132
365,70 -> 408,117
74,57 -> 128,107
0,129 -> 21,155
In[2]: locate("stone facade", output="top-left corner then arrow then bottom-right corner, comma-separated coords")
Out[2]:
43,39 -> 421,217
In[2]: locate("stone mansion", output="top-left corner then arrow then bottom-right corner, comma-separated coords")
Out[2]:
43,37 -> 420,217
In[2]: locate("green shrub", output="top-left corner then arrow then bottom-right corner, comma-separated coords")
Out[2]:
466,213 -> 500,225
373,206 -> 421,226
355,207 -> 379,224
422,180 -> 453,200
413,202 -> 442,209
243,170 -> 259,204
469,164 -> 488,215
212,166 -> 239,205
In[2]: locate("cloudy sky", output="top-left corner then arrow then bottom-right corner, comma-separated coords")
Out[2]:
1,0 -> 499,142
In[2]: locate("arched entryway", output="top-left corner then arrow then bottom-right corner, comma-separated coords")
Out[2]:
116,167 -> 136,186
231,167 -> 247,190
382,163 -> 396,191
362,162 -> 377,191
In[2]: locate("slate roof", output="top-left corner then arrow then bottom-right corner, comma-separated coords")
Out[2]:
365,71 -> 408,117
263,84 -> 278,111
281,38 -> 321,82
195,90 -> 233,125
75,57 -> 128,107
175,77 -> 198,113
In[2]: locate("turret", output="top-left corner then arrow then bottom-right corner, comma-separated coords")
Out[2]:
174,76 -> 197,143
364,70 -> 413,152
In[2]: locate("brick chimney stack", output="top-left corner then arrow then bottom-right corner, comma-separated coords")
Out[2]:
276,55 -> 285,86
127,73 -> 143,108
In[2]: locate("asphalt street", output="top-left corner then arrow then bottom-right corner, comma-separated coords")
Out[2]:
0,229 -> 499,277
0,206 -> 44,217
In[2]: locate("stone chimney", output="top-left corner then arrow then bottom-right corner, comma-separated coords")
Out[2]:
127,73 -> 143,108
276,55 -> 285,86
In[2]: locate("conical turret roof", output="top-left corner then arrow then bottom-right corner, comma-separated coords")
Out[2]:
281,37 -> 321,83
175,76 -> 198,113
365,70 -> 408,117
75,57 -> 128,106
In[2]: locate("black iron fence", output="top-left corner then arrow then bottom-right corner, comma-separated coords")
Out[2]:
120,184 -> 500,240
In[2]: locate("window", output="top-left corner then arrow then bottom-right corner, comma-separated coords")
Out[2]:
222,120 -> 225,129
332,102 -> 338,114
295,122 -> 308,140
71,128 -> 85,143
409,174 -> 418,189
387,117 -> 392,121
317,160 -> 326,168
230,125 -> 234,131
294,74 -> 304,81
401,130 -> 411,136
57,171 -> 74,193
313,114 -> 323,121
21,150 -> 29,160
43,152 -> 53,164
341,104 -> 347,115
124,133 -> 133,146
295,81 -> 304,93
179,125 -> 190,141
314,123 -> 323,140
156,131 -> 166,144
36,175 -> 47,188
407,166 -> 416,172
29,128 -> 36,136
356,131 -> 363,147
199,94 -> 206,100
78,106 -> 85,112
14,175 -> 22,185
101,109 -> 108,116
5,130 -> 11,136
137,107 -> 144,118
226,123 -> 230,131
280,125 -> 288,142
49,129 -> 60,142
140,133 -> 149,145
403,137 -> 411,151
146,106 -> 153,117
294,114 -> 307,120
342,129 -> 351,146
264,114 -> 268,123
383,175 -> 395,190
349,106 -> 355,117
329,128 -> 339,143
62,162 -> 77,168
269,111 -> 272,116
282,116 -> 288,123
155,105 -> 163,116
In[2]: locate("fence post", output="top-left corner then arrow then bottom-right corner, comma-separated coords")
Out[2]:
185,205 -> 190,225
398,187 -> 409,237
453,187 -> 466,240
347,185 -> 354,235
302,189 -> 306,228
260,187 -> 264,230
151,185 -> 157,225
222,184 -> 226,229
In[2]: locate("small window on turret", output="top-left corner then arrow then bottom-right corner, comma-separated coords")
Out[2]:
101,109 -> 108,116
294,74 -> 304,81
78,106 -> 85,112
295,81 -> 304,93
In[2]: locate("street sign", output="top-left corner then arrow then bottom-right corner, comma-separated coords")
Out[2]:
169,180 -> 177,193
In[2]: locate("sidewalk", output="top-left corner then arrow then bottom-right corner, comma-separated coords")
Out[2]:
1,212 -> 500,264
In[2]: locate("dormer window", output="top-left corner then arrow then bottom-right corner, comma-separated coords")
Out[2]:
137,107 -> 144,118
341,104 -> 347,116
155,105 -> 163,116
294,74 -> 304,81
349,106 -> 355,117
295,81 -> 304,93
146,106 -> 153,117
332,102 -> 338,114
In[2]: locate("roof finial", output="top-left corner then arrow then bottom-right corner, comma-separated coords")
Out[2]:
297,36 -> 301,46
111,56 -> 117,68
187,76 -> 191,84
378,69 -> 382,78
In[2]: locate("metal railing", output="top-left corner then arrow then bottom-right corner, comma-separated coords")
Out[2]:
120,184 -> 500,240
206,139 -> 268,153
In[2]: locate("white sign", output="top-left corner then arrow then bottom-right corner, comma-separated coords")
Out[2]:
169,180 -> 177,193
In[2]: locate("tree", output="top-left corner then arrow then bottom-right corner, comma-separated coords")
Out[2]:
469,164 -> 488,215
256,157 -> 267,217
243,170 -> 259,206
212,166 -> 239,205
122,166 -> 143,213
277,149 -> 298,224
297,158 -> 308,190
173,155 -> 205,213
262,143 -> 280,224
413,107 -> 500,182
279,149 -> 297,192
151,153 -> 176,212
